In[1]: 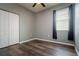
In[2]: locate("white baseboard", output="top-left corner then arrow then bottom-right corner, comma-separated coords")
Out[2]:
32,38 -> 75,46
75,46 -> 79,56
19,38 -> 75,46
19,38 -> 35,44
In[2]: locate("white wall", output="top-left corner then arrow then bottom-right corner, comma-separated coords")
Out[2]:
0,3 -> 35,42
57,31 -> 68,43
75,3 -> 79,55
35,3 -> 72,43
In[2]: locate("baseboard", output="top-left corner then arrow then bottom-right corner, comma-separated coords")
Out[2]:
20,38 -> 75,46
32,38 -> 75,46
19,38 -> 35,44
75,46 -> 79,56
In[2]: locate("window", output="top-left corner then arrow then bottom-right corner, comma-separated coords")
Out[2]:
56,8 -> 69,30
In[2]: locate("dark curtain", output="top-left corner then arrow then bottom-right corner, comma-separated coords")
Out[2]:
68,4 -> 75,41
53,10 -> 57,39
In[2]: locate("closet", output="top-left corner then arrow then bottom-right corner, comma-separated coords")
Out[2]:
0,10 -> 19,48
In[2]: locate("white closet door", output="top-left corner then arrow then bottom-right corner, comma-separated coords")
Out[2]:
0,10 -> 9,48
9,13 -> 19,45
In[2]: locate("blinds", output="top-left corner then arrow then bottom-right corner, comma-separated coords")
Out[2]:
56,8 -> 69,30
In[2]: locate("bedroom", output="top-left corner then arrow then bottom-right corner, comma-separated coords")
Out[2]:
0,3 -> 79,56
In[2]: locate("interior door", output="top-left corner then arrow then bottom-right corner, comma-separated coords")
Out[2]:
9,13 -> 19,45
0,10 -> 9,48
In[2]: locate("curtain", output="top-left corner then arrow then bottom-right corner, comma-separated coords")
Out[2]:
53,10 -> 57,39
68,4 -> 75,41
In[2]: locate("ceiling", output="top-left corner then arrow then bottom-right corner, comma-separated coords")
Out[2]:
18,3 -> 59,13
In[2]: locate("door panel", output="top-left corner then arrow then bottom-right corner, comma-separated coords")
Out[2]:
0,10 -> 9,48
9,13 -> 19,45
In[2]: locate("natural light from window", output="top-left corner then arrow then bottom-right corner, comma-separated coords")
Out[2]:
56,8 -> 69,31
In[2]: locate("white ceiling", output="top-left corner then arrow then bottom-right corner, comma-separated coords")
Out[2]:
18,3 -> 59,13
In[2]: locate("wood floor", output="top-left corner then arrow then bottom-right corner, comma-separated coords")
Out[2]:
0,40 -> 77,56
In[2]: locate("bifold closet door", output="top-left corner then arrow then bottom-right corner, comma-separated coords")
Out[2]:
9,13 -> 19,45
0,10 -> 9,48
0,10 -> 19,48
